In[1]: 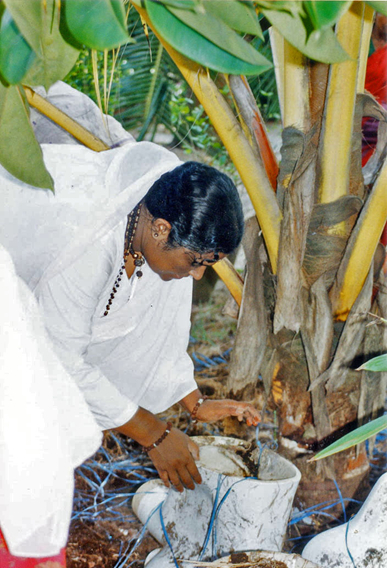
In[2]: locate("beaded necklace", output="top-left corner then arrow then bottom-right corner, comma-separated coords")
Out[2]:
103,201 -> 145,317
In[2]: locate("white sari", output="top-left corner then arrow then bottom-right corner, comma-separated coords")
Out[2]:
0,82 -> 196,555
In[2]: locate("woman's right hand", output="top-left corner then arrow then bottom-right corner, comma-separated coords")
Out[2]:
148,427 -> 202,492
114,407 -> 202,492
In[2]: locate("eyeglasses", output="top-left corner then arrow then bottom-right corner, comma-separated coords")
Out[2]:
191,252 -> 220,267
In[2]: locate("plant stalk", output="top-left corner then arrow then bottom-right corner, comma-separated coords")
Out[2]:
23,86 -> 109,151
332,158 -> 387,319
357,3 -> 374,94
283,39 -> 309,130
318,1 -> 365,206
213,258 -> 244,306
227,74 -> 279,190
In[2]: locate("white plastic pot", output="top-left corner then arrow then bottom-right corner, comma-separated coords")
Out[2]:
144,548 -> 321,568
206,550 -> 321,568
133,436 -> 301,567
302,471 -> 387,568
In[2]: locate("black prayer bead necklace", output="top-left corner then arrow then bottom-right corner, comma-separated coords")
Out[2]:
103,201 -> 145,317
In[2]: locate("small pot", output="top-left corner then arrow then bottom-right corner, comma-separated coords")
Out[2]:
135,435 -> 301,567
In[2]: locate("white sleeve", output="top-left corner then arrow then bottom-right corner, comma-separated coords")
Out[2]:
37,235 -> 138,430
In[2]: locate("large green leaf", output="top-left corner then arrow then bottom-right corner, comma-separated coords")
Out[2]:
366,1 -> 387,16
262,6 -> 350,63
312,415 -> 387,461
149,0 -> 198,8
203,1 -> 263,38
302,1 -> 350,30
358,353 -> 387,372
4,0 -> 80,89
0,10 -> 35,84
0,84 -> 53,190
168,5 -> 266,64
64,0 -> 131,50
256,1 -> 298,12
145,0 -> 272,75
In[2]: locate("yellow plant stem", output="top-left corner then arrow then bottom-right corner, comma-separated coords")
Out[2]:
357,3 -> 374,93
23,86 -> 109,152
213,258 -> 244,306
319,1 -> 364,209
134,6 -> 281,273
226,74 -> 279,190
269,27 -> 285,124
283,39 -> 309,130
333,159 -> 387,320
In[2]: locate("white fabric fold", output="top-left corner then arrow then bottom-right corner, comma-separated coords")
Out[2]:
0,245 -> 102,557
0,82 -> 199,554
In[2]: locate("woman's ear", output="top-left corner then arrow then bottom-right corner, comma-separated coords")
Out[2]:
151,218 -> 171,241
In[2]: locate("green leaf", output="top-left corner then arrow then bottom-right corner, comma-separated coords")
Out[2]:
0,84 -> 53,190
312,415 -> 387,461
152,0 -> 198,8
256,1 -> 298,12
4,0 -> 80,89
262,6 -> 350,63
203,1 -> 263,38
302,1 -> 350,30
64,0 -> 131,50
145,0 -> 272,75
357,353 -> 387,372
168,5 -> 266,64
0,10 -> 35,84
365,1 -> 387,16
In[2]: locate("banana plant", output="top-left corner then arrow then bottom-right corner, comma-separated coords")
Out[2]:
1,0 -> 387,488
133,0 -> 387,488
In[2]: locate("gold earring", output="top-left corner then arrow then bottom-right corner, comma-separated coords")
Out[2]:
154,232 -> 159,238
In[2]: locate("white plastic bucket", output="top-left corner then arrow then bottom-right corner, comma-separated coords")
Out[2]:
134,436 -> 301,566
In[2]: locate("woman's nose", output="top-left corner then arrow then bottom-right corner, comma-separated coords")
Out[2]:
189,265 -> 207,280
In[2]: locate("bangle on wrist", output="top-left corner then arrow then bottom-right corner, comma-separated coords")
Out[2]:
190,396 -> 208,424
142,421 -> 172,452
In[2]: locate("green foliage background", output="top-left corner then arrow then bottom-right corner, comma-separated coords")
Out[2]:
66,14 -> 279,178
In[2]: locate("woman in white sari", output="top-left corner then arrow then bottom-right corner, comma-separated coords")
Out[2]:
0,84 -> 259,498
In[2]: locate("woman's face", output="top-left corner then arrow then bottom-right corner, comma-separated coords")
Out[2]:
136,214 -> 227,281
145,245 -> 226,282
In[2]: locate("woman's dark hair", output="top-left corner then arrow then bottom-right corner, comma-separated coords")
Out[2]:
144,161 -> 244,255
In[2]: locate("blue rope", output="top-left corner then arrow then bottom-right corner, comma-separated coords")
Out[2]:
198,474 -> 224,561
345,516 -> 357,568
333,477 -> 347,523
212,477 -> 255,559
113,502 -> 163,568
190,348 -> 232,371
159,503 -> 180,568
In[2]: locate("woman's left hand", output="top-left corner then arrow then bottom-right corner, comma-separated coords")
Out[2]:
195,399 -> 260,426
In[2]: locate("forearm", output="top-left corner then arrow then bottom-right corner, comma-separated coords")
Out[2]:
114,407 -> 167,447
180,390 -> 260,426
179,389 -> 202,413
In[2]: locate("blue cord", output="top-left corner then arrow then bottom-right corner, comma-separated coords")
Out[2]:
212,477 -> 255,559
345,516 -> 357,568
159,503 -> 180,568
198,474 -> 224,561
333,477 -> 347,523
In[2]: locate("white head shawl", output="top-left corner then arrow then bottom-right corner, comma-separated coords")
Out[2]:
0,80 -> 181,291
1,140 -> 181,292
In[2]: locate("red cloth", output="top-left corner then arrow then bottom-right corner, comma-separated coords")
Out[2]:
365,44 -> 387,105
0,530 -> 66,568
362,44 -> 387,166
